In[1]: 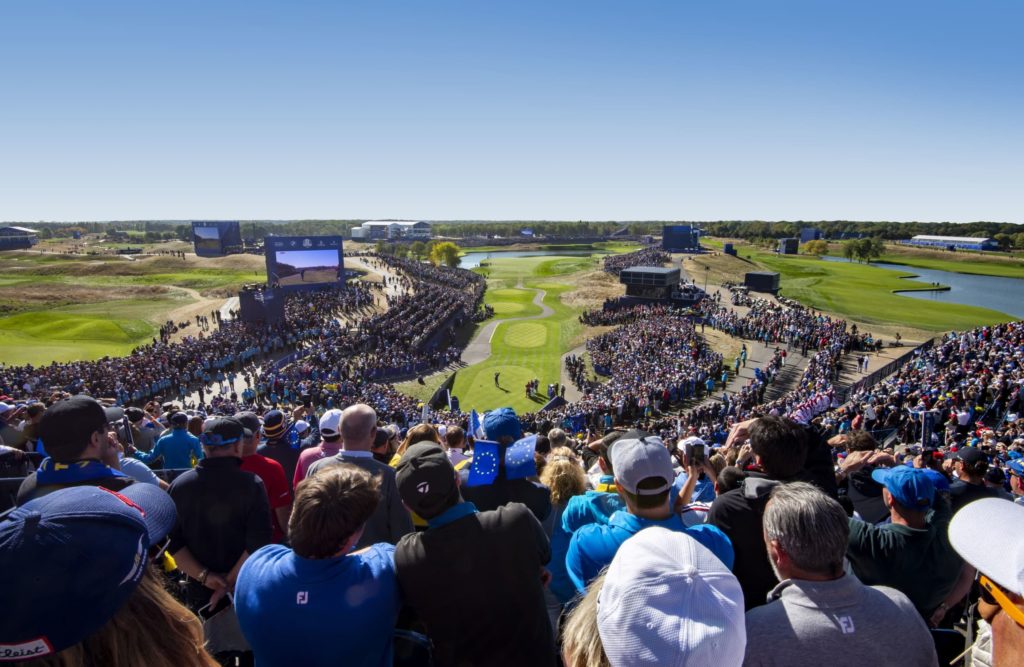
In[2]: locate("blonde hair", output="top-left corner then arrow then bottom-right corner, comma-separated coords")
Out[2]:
395,423 -> 440,459
540,447 -> 586,506
17,565 -> 217,667
561,572 -> 610,667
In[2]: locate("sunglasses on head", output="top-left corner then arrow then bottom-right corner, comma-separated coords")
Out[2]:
979,575 -> 1024,628
199,433 -> 239,447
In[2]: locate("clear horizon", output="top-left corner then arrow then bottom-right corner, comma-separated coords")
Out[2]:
2,1 -> 1021,223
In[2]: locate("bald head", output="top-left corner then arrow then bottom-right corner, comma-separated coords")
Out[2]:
341,403 -> 378,450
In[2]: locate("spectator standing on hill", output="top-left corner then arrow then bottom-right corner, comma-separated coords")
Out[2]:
235,465 -> 400,667
306,403 -> 412,548
167,417 -> 273,614
258,408 -> 305,485
744,482 -> 937,667
949,499 -> 1024,666
845,466 -> 961,620
459,408 -> 552,522
1007,460 -> 1024,506
0,484 -> 218,667
394,443 -> 557,667
949,446 -> 1000,513
236,412 -> 293,543
538,446 -> 588,626
17,396 -> 134,505
131,411 -> 202,469
708,416 -> 812,609
566,436 -> 734,593
597,527 -> 747,667
292,408 -> 344,486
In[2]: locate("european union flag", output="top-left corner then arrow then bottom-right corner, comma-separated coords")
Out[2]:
505,434 -> 537,480
467,440 -> 500,487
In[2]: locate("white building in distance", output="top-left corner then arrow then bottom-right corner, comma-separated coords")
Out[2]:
350,220 -> 431,241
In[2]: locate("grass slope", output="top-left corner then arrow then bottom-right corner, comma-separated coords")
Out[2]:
748,251 -> 1013,330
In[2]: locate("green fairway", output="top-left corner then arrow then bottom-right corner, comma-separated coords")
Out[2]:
451,281 -> 580,413
748,251 -> 1013,330
0,298 -> 184,365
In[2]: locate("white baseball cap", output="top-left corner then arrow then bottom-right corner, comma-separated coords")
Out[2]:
318,409 -> 343,438
948,498 -> 1024,596
598,527 -> 746,667
610,437 -> 673,495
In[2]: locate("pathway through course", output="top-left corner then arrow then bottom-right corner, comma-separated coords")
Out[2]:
461,283 -> 554,366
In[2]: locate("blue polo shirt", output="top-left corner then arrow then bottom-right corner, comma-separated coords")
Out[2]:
135,428 -> 203,469
671,470 -> 716,504
566,511 -> 734,592
235,542 -> 399,667
561,487 -> 625,534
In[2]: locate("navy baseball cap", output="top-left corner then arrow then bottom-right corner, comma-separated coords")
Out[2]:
871,466 -> 935,509
0,484 -> 176,659
483,408 -> 522,441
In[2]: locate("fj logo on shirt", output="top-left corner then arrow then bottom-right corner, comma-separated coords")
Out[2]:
296,591 -> 308,605
836,615 -> 855,634
417,481 -> 429,494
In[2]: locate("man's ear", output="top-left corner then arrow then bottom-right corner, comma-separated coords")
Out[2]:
882,487 -> 894,509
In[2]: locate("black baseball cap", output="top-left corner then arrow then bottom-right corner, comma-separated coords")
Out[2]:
234,412 -> 262,436
38,396 -> 112,461
395,443 -> 459,519
953,447 -> 987,466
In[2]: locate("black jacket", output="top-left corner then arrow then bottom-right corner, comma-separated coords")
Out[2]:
394,503 -> 556,667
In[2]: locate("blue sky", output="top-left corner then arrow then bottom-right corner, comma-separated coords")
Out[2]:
1,1 -> 1021,223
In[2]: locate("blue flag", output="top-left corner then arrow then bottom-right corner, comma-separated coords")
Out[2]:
469,409 -> 484,439
467,440 -> 500,487
505,434 -> 538,480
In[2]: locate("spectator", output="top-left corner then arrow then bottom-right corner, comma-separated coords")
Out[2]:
566,437 -> 734,592
845,466 -> 961,619
833,430 -> 890,523
117,406 -> 160,453
548,427 -> 568,450
235,465 -> 400,667
670,436 -> 717,504
0,484 -> 217,667
0,401 -> 27,450
948,498 -> 1024,666
562,431 -> 626,536
597,526 -> 746,667
950,447 -> 1000,513
393,442 -> 557,667
1008,460 -> 1024,506
258,408 -> 306,485
306,403 -> 413,548
538,446 -> 588,624
561,572 -> 610,667
167,416 -> 273,616
443,424 -> 470,467
17,396 -> 134,505
708,416 -> 811,609
744,482 -> 936,666
459,408 -> 552,522
236,412 -> 293,543
370,425 -> 392,464
292,408 -> 344,486
984,467 -> 1014,501
131,411 -> 203,470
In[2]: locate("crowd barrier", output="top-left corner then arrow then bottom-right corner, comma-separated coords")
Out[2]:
837,338 -> 935,405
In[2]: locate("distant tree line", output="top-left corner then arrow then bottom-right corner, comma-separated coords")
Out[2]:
15,218 -> 1024,249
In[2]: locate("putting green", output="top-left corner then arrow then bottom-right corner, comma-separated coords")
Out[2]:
489,301 -> 526,315
503,322 -> 548,348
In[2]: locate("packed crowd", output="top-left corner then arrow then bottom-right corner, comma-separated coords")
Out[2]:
3,392 -> 1023,666
601,245 -> 671,275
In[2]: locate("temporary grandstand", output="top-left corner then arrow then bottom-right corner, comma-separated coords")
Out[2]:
0,226 -> 39,251
901,235 -> 998,251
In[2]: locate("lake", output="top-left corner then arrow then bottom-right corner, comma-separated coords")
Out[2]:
819,255 -> 1024,318
459,249 -> 597,269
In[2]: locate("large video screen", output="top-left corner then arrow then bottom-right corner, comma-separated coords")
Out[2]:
662,225 -> 699,251
192,221 -> 242,257
265,236 -> 345,290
